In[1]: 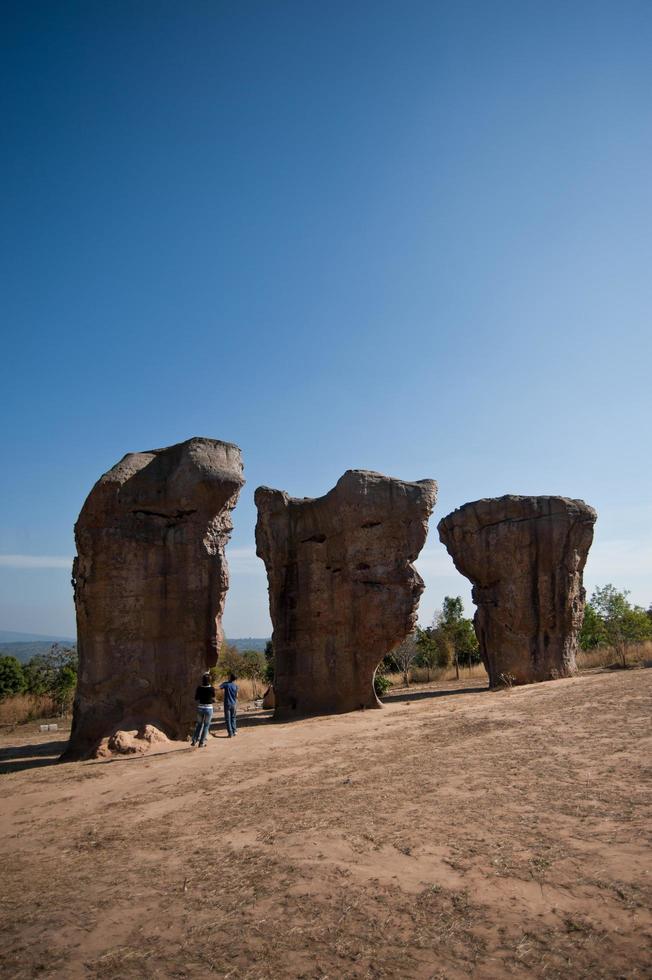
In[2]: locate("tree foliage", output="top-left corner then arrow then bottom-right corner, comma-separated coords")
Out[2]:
22,644 -> 78,713
240,649 -> 266,697
23,645 -> 77,690
0,656 -> 27,700
415,627 -> 452,673
582,585 -> 652,666
579,602 -> 607,650
423,597 -> 480,677
373,665 -> 392,698
213,643 -> 243,680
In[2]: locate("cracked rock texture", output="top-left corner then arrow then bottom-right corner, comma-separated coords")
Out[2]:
64,437 -> 244,759
255,470 -> 437,717
438,496 -> 597,686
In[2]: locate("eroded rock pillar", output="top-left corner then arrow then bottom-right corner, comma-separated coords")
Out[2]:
64,437 -> 244,759
255,470 -> 437,717
437,495 -> 596,686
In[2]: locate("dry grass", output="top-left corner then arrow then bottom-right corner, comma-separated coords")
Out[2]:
3,641 -> 649,729
388,641 -> 652,688
4,638 -> 650,732
213,676 -> 267,702
0,693 -> 56,727
386,663 -> 488,688
577,640 -> 652,671
0,678 -> 268,730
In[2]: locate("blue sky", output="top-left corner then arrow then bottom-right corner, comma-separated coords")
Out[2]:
1,0 -> 650,638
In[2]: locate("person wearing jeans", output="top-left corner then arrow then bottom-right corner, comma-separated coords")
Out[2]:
191,671 -> 215,747
220,673 -> 239,737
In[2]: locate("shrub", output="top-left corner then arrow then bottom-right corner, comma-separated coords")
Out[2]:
374,670 -> 392,698
0,656 -> 26,700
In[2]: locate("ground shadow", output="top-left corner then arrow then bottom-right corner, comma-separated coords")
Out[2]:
382,685 -> 488,705
210,710 -> 274,732
0,738 -> 68,775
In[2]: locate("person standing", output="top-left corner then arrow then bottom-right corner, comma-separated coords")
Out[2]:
191,671 -> 215,747
220,673 -> 239,737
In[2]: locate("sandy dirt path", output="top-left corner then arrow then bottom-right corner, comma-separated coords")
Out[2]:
0,669 -> 650,979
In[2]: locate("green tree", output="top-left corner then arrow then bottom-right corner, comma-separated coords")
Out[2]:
579,601 -> 607,650
415,627 -> 438,679
433,630 -> 453,669
623,606 -> 652,644
439,596 -> 464,628
435,597 -> 479,677
212,643 -> 242,681
23,659 -> 50,695
454,618 -> 480,667
0,656 -> 26,700
52,664 -> 77,715
23,645 -> 78,701
240,649 -> 266,698
590,584 -> 652,667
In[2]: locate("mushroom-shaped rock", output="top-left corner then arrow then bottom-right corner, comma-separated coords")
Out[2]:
437,495 -> 597,687
64,437 -> 244,759
255,470 -> 437,717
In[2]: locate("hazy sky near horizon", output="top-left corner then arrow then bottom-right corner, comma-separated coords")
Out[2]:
1,0 -> 650,639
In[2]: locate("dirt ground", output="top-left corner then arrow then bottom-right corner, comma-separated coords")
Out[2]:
0,669 -> 650,980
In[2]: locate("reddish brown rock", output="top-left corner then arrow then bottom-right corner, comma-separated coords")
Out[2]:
64,437 -> 244,759
255,470 -> 437,717
437,496 -> 597,686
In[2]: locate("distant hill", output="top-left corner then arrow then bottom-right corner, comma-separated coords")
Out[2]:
0,630 -> 75,644
0,640 -> 77,663
226,637 -> 270,653
0,632 -> 268,663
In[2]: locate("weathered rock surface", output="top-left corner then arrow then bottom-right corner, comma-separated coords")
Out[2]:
95,724 -> 170,759
437,496 -> 597,686
255,470 -> 437,717
64,437 -> 244,759
262,685 -> 276,710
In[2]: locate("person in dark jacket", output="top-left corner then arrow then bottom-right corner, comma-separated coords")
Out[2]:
220,673 -> 239,737
191,671 -> 215,747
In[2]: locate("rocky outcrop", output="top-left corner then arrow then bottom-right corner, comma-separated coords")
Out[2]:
437,496 -> 597,686
255,470 -> 437,717
64,437 -> 244,759
95,724 -> 169,759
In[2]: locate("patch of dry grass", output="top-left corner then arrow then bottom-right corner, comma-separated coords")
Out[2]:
577,640 -> 652,670
0,693 -> 56,727
0,678 -> 268,731
213,676 -> 267,702
386,663 -> 488,688
388,640 -> 652,687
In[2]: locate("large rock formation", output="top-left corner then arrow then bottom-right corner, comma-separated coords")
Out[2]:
64,437 -> 244,759
437,496 -> 597,686
255,470 -> 437,717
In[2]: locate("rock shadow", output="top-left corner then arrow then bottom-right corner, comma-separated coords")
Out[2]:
381,685 -> 488,705
210,710 -> 274,733
0,738 -> 68,774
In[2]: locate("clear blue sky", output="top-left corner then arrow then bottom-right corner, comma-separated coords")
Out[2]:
1,0 -> 650,638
